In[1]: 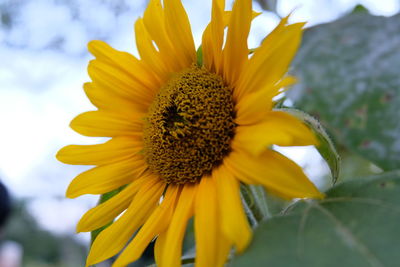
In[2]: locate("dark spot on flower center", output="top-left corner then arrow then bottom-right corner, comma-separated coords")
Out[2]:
143,65 -> 236,184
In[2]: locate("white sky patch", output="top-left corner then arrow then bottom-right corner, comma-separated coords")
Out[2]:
28,196 -> 96,243
8,0 -> 73,49
0,0 -> 397,236
0,47 -> 98,199
275,146 -> 331,190
182,0 -> 212,46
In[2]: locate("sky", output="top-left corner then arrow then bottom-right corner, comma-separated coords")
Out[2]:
0,0 -> 398,241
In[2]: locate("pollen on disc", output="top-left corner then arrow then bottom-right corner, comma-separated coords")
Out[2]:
143,65 -> 236,184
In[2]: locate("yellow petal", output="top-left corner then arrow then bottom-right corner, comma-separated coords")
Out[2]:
233,111 -> 319,155
225,149 -> 324,199
213,165 -> 251,252
203,4 -> 260,74
235,19 -> 304,99
83,82 -> 145,116
66,156 -> 147,198
159,184 -> 197,267
223,10 -> 260,27
143,0 -> 170,54
134,18 -> 169,82
112,185 -> 180,267
234,76 -> 298,126
88,60 -> 155,107
143,0 -> 181,72
216,233 -> 231,267
222,0 -> 252,87
70,110 -> 143,137
194,176 -> 231,266
88,40 -> 159,90
76,173 -> 152,232
202,0 -> 225,72
273,75 -> 297,95
164,0 -> 196,68
234,88 -> 273,126
194,176 -> 219,267
86,178 -> 165,266
154,230 -> 167,266
56,137 -> 142,165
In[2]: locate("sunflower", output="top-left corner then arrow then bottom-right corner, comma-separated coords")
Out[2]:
57,0 -> 324,266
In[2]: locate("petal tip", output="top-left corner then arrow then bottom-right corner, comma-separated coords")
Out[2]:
55,145 -> 75,164
76,222 -> 86,233
65,184 -> 80,199
87,40 -> 105,54
55,148 -> 65,163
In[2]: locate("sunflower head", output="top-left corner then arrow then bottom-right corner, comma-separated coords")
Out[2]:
57,0 -> 324,266
143,65 -> 236,184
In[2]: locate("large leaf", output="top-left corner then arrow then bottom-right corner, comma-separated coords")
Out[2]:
288,13 -> 400,170
232,170 -> 400,267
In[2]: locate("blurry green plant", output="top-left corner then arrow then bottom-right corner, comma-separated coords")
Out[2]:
3,200 -> 87,267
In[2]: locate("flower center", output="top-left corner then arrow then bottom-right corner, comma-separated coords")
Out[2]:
143,65 -> 236,184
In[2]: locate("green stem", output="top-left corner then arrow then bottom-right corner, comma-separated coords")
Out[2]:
241,191 -> 259,227
240,184 -> 271,226
248,184 -> 272,220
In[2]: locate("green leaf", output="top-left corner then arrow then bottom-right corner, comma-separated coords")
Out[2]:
279,108 -> 341,184
339,150 -> 382,182
232,170 -> 400,267
288,13 -> 400,170
351,4 -> 369,14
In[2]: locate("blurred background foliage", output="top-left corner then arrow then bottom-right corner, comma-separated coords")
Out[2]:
289,7 -> 400,174
2,200 -> 87,267
0,0 -> 399,266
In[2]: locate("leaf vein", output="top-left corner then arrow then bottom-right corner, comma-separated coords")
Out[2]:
312,202 -> 385,267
